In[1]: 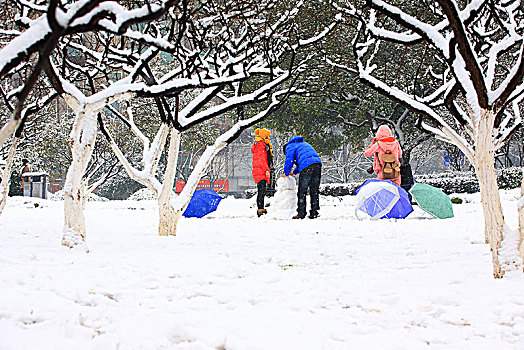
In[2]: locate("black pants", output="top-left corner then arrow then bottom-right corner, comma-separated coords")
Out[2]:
297,163 -> 321,218
400,163 -> 414,202
256,180 -> 267,209
401,184 -> 413,202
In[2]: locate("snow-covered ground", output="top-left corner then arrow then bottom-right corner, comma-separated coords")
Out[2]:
0,189 -> 523,349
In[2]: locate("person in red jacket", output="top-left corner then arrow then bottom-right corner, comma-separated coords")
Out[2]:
251,128 -> 273,217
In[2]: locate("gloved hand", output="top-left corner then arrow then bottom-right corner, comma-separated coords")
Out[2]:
265,171 -> 270,184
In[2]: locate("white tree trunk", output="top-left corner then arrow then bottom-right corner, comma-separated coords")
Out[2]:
473,110 -> 505,278
158,129 -> 181,236
518,169 -> 524,270
158,203 -> 182,236
0,118 -> 21,153
62,107 -> 97,250
63,168 -> 87,248
0,137 -> 18,215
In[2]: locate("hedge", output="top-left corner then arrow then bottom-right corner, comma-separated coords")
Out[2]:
244,167 -> 523,197
414,167 -> 523,194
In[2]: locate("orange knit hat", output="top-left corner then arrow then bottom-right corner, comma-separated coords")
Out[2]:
254,128 -> 271,139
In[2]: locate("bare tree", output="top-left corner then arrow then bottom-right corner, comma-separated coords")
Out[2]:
495,126 -> 523,168
0,1 -> 187,248
410,137 -> 445,174
335,0 -> 524,277
0,76 -> 57,213
92,0 -> 341,237
322,144 -> 368,183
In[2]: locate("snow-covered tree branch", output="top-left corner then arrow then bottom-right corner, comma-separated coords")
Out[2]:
336,0 -> 524,277
32,0 -> 339,239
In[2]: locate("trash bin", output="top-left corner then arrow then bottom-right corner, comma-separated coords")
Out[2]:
22,172 -> 48,199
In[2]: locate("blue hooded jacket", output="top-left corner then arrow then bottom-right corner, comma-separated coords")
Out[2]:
283,136 -> 322,175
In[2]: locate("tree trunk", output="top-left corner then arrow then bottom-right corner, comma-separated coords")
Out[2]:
63,174 -> 87,248
0,118 -> 21,153
62,108 -> 96,250
473,110 -> 505,278
158,129 -> 181,236
158,203 -> 182,236
519,169 -> 524,270
0,137 -> 18,215
402,148 -> 411,165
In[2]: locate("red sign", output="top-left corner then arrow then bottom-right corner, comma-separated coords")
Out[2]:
197,180 -> 211,190
175,180 -> 185,193
175,180 -> 229,193
213,180 -> 229,191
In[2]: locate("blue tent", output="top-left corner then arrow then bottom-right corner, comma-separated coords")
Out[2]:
354,179 -> 413,220
183,189 -> 223,218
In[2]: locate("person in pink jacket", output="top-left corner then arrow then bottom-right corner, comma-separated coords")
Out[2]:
364,125 -> 403,186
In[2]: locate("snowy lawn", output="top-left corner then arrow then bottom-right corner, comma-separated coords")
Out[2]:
1,190 -> 523,349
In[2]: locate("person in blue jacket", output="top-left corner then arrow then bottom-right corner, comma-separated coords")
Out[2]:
282,136 -> 322,219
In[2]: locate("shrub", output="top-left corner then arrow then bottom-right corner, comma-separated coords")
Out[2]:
414,167 -> 522,194
319,183 -> 361,196
451,197 -> 463,204
243,167 -> 522,197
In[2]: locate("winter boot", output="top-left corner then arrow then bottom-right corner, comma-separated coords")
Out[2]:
257,209 -> 267,217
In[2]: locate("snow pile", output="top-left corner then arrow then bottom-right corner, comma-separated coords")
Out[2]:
270,176 -> 297,219
498,225 -> 523,273
498,191 -> 524,273
48,190 -> 109,202
127,188 -> 156,201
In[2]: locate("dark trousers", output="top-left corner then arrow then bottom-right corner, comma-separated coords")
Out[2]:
401,184 -> 413,202
297,163 -> 321,218
400,163 -> 414,202
266,168 -> 276,196
256,180 -> 267,209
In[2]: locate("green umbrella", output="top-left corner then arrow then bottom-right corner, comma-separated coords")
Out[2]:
409,183 -> 454,219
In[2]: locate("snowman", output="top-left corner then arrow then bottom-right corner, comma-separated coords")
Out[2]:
270,176 -> 297,219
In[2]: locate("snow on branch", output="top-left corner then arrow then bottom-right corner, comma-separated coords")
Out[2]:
174,87 -> 293,210
178,72 -> 291,128
344,0 -> 524,159
17,1 -> 47,13
0,16 -> 51,78
367,1 -> 449,55
98,103 -> 169,196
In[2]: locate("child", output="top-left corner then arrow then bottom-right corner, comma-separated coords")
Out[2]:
364,125 -> 402,186
251,128 -> 273,217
